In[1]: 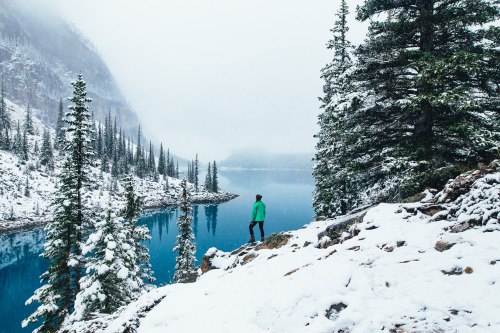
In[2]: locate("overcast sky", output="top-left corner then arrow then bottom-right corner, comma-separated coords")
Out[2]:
43,0 -> 367,162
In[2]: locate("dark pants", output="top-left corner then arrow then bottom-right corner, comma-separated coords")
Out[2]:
249,221 -> 264,238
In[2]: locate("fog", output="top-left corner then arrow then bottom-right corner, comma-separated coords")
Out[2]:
34,0 -> 367,161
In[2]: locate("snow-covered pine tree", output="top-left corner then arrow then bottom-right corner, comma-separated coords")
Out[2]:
204,162 -> 212,191
21,128 -> 29,160
158,142 -> 166,176
122,174 -> 155,283
312,0 -> 356,217
54,99 -> 65,150
40,127 -> 54,170
148,141 -> 155,176
70,205 -> 139,321
173,178 -> 197,283
194,154 -> 199,191
24,104 -> 35,135
346,0 -> 500,204
0,74 -> 10,150
23,73 -> 96,332
211,161 -> 218,193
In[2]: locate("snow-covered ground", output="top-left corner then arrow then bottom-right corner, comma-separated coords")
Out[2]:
0,99 -> 237,233
63,162 -> 500,332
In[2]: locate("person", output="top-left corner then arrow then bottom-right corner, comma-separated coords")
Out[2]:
249,194 -> 266,242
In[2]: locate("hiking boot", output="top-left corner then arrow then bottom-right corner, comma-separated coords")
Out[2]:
261,237 -> 265,242
249,236 -> 255,243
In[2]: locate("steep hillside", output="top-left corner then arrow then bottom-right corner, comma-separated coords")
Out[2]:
0,0 -> 139,135
63,162 -> 500,332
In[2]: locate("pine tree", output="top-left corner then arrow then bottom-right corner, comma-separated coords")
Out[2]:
148,141 -> 155,175
21,128 -> 29,160
40,127 -> 54,170
194,154 -> 199,191
24,104 -> 35,135
0,74 -> 10,150
173,178 -> 196,283
70,205 -> 139,321
211,161 -> 218,193
351,0 -> 500,201
313,0 -> 355,217
24,73 -> 96,332
55,99 -> 65,149
121,174 -> 154,283
204,162 -> 212,192
157,143 -> 166,176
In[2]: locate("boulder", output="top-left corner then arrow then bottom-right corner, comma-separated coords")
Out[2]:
435,241 -> 455,252
256,233 -> 292,250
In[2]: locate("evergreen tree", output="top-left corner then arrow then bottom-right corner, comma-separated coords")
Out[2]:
13,120 -> 21,155
40,127 -> 54,170
314,0 -> 500,217
24,73 -> 96,332
211,161 -> 218,193
194,154 -> 199,191
97,124 -> 103,159
157,143 -> 166,176
313,0 -> 355,217
0,74 -> 10,150
55,99 -> 65,149
111,148 -> 119,177
173,178 -> 196,283
148,141 -> 155,175
0,74 -> 8,129
24,104 -> 35,135
21,128 -> 29,160
204,162 -> 212,191
121,174 -> 154,283
70,205 -> 139,321
176,161 -> 179,178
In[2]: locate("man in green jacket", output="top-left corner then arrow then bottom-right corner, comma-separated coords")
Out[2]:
249,194 -> 266,242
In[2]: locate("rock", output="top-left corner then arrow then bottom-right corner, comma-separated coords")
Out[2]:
435,241 -> 456,252
284,268 -> 299,277
325,302 -> 347,319
396,241 -> 406,247
465,267 -> 473,274
303,241 -> 312,247
441,267 -> 463,275
417,205 -> 446,216
256,233 -> 292,250
402,192 -> 426,203
348,245 -> 360,251
200,249 -> 220,274
317,210 -> 367,243
450,222 -> 473,233
242,253 -> 257,265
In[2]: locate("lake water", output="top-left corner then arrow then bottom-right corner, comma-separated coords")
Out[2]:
0,169 -> 314,333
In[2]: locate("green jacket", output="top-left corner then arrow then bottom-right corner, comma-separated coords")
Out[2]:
251,201 -> 266,222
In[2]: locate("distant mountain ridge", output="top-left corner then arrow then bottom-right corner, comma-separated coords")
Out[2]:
0,0 -> 140,136
220,148 -> 313,170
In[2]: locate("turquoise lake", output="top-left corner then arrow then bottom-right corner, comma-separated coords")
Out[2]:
0,169 -> 314,333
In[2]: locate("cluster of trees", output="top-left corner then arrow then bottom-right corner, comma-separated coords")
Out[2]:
187,155 -> 219,193
23,74 -> 154,332
314,0 -> 500,218
0,76 -> 56,170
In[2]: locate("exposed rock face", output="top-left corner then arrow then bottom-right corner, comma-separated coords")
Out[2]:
256,233 -> 292,250
0,1 -> 140,134
316,210 -> 367,247
200,248 -> 221,274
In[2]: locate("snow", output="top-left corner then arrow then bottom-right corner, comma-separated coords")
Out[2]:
0,98 -> 237,234
63,166 -> 500,333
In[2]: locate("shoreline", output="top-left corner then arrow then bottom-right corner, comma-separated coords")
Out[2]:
0,192 -> 239,235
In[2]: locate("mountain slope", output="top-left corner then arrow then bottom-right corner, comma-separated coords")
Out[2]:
0,0 -> 139,135
62,162 -> 500,332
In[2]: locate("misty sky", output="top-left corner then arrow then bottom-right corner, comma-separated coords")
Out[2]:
42,0 -> 367,162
